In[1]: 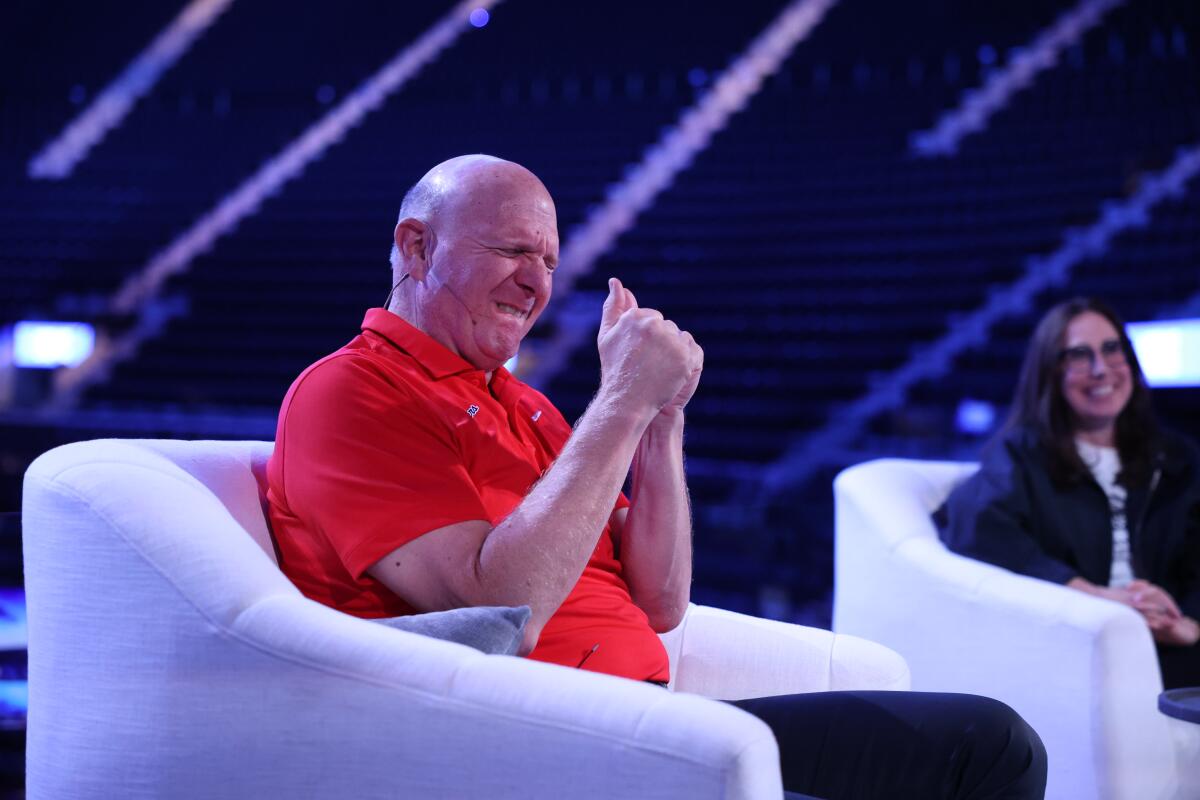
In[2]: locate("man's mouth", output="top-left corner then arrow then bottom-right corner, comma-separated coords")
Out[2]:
496,302 -> 529,320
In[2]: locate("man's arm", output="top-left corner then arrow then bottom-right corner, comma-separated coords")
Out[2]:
609,283 -> 702,633
615,411 -> 693,632
368,278 -> 700,651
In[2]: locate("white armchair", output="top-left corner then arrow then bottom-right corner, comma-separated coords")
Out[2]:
23,439 -> 909,800
833,458 -> 1198,800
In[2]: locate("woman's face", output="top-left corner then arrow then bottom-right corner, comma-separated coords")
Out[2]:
1059,310 -> 1133,435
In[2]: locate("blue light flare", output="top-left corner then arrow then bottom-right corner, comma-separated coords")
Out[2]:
13,321 -> 95,368
1128,318 -> 1200,388
955,398 -> 997,435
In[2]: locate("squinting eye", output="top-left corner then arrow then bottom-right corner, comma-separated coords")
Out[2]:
1100,339 -> 1122,355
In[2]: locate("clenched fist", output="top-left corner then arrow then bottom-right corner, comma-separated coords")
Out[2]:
596,277 -> 704,422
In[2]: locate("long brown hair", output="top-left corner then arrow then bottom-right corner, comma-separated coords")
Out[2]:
1002,297 -> 1159,486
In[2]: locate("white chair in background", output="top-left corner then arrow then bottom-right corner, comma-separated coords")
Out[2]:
833,457 -> 1198,800
22,438 -> 909,800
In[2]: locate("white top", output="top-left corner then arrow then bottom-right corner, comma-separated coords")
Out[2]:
1075,439 -> 1134,588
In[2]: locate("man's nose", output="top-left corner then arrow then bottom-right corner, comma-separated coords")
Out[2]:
514,257 -> 550,294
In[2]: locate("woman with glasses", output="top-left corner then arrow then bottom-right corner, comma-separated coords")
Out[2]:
940,297 -> 1200,688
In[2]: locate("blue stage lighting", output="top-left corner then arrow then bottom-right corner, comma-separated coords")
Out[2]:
469,8 -> 490,28
12,321 -> 95,368
0,682 -> 27,721
955,398 -> 996,435
1127,318 -> 1200,388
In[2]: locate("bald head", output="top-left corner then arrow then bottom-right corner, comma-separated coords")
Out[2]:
387,154 -> 559,371
389,155 -> 553,270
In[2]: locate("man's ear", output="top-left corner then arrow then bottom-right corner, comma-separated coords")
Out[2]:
394,218 -> 433,281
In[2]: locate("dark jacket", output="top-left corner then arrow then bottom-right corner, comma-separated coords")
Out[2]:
938,426 -> 1200,620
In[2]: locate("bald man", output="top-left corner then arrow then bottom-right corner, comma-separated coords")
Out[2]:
267,155 -> 1046,799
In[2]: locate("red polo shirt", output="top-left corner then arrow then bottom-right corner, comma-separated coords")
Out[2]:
266,308 -> 669,682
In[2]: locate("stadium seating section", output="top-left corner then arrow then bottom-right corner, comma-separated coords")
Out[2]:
2,0 -> 1198,617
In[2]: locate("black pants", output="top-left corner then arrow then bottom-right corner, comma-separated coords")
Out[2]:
727,691 -> 1047,800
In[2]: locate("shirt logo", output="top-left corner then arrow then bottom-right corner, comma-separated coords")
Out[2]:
466,404 -> 479,417
531,410 -> 542,422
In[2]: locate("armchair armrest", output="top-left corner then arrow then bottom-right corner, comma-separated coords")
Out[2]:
220,595 -> 784,800
22,441 -> 784,800
831,455 -> 1181,800
661,603 -> 910,699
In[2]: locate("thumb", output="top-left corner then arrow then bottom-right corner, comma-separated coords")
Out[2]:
599,277 -> 627,335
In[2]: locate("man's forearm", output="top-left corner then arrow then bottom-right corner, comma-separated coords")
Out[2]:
476,388 -> 652,637
620,411 -> 693,631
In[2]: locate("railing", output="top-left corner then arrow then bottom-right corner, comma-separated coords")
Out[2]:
910,0 -> 1127,158
761,141 -> 1200,497
28,0 -> 238,180
522,0 -> 839,389
49,0 -> 503,408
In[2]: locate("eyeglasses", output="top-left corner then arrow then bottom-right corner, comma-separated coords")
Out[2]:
1058,338 -> 1126,374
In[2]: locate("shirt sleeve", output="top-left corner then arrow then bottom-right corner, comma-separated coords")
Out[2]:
940,438 -> 1078,586
275,353 -> 490,580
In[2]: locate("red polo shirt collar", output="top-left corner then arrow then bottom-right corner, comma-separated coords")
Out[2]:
360,307 -> 481,381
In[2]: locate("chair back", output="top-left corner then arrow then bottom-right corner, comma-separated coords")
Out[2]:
835,457 -> 976,549
22,439 -> 296,796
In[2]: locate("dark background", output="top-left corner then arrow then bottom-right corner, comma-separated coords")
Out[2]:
2,0 -> 1199,789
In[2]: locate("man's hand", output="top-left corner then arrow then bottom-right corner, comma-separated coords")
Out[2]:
661,332 -> 703,418
597,278 -> 702,421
